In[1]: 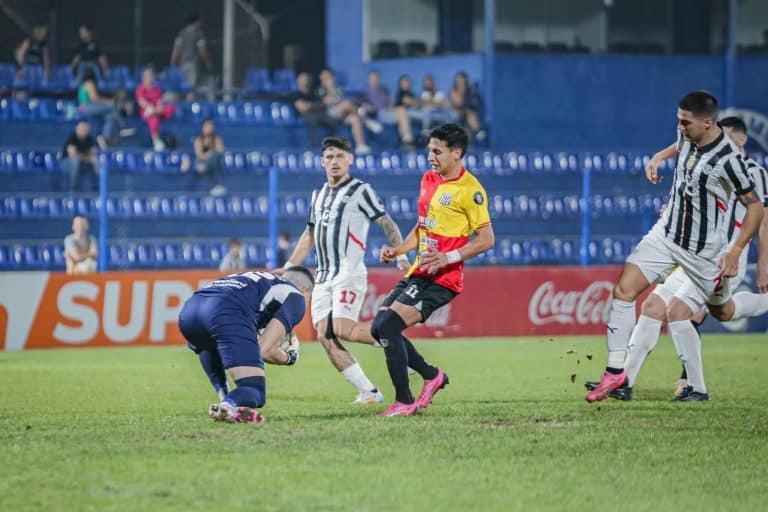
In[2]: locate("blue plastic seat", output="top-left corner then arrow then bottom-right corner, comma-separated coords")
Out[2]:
223,151 -> 246,171
13,64 -> 46,92
242,102 -> 266,123
159,66 -> 192,94
246,151 -> 271,170
272,68 -> 297,93
245,68 -> 272,94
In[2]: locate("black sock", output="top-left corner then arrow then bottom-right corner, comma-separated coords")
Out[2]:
374,310 -> 413,404
680,366 -> 687,379
402,335 -> 438,380
606,367 -> 624,375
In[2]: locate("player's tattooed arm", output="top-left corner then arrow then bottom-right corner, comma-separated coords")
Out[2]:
375,213 -> 404,246
376,214 -> 411,270
723,189 -> 766,278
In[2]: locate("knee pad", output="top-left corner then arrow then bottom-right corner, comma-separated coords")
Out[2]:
371,309 -> 406,348
232,376 -> 266,408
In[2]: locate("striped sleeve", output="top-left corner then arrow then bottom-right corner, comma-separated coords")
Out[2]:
307,188 -> 318,226
722,154 -> 755,196
357,183 -> 387,221
750,161 -> 768,206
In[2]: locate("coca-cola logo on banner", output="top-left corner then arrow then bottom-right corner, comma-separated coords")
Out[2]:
528,280 -> 613,326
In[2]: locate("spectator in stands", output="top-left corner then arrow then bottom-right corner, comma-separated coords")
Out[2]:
135,68 -> 176,151
13,25 -> 50,79
184,119 -> 226,196
359,70 -> 414,148
276,232 -> 292,268
170,13 -> 212,92
64,216 -> 98,275
318,68 -> 371,154
61,120 -> 98,192
291,72 -> 338,147
419,74 -> 457,131
71,24 -> 109,80
450,71 -> 486,142
78,68 -> 134,149
219,237 -> 245,272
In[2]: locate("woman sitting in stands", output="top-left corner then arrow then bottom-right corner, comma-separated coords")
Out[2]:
135,68 -> 176,151
182,118 -> 227,196
78,68 -> 133,148
450,71 -> 486,142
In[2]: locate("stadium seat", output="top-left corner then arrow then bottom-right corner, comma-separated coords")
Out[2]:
244,68 -> 272,95
272,69 -> 297,93
374,40 -> 401,59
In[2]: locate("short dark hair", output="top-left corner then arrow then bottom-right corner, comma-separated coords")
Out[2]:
429,123 -> 469,157
186,13 -> 201,25
228,237 -> 241,247
81,68 -> 97,84
321,136 -> 352,153
282,265 -> 315,291
719,116 -> 747,135
678,91 -> 719,119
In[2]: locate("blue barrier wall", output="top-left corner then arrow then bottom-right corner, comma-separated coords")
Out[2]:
491,54 -> 724,151
325,0 -> 768,151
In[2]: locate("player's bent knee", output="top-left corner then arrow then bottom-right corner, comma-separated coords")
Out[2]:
641,295 -> 667,320
707,303 -> 732,322
371,309 -> 406,348
666,299 -> 693,323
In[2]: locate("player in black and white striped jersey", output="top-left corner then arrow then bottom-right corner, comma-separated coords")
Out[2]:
586,91 -> 765,403
279,136 -> 411,404
587,116 -> 768,400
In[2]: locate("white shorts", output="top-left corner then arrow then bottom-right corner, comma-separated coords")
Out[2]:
653,249 -> 747,310
627,224 -> 731,311
310,273 -> 368,326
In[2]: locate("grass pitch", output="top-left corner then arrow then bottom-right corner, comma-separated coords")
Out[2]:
1,335 -> 767,511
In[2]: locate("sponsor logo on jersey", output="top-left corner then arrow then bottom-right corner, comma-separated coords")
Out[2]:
438,192 -> 453,206
418,215 -> 438,229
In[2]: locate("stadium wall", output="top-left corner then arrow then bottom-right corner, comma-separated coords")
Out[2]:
2,267 -> 764,350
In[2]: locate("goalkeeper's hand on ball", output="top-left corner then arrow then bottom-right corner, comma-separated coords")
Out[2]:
282,332 -> 300,366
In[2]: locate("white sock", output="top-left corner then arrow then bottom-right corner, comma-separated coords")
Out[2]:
341,363 -> 376,393
731,292 -> 768,319
624,315 -> 663,387
606,298 -> 636,369
668,320 -> 707,394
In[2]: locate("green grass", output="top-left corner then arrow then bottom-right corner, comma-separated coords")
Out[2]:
1,335 -> 767,511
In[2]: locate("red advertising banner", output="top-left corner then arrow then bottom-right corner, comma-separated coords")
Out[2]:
0,266 -> 632,350
363,266 -> 625,338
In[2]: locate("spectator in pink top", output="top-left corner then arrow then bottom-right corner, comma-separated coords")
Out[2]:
135,68 -> 176,151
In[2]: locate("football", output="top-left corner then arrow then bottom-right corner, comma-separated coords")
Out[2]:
281,332 -> 300,353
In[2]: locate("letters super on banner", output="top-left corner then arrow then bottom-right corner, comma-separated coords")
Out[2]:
1,267 -> 765,350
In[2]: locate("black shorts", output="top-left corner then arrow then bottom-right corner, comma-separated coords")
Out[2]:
381,276 -> 457,321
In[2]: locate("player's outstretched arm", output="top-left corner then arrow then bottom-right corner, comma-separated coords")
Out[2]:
375,214 -> 410,270
278,225 -> 314,273
420,223 -> 495,275
756,204 -> 768,292
646,142 -> 677,184
381,225 -> 418,264
721,190 -> 765,278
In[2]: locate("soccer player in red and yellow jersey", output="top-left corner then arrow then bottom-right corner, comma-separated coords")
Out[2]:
371,123 -> 495,416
